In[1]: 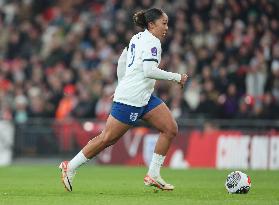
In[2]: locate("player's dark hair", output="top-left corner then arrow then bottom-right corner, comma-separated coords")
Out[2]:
133,8 -> 164,29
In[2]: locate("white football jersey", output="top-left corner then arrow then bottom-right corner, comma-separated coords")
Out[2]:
113,29 -> 162,107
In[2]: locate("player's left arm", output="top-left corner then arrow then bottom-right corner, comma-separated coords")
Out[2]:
143,60 -> 181,82
111,48 -> 128,100
116,47 -> 128,82
142,40 -> 187,84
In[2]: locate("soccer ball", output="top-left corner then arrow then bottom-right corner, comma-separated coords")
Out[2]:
225,171 -> 251,194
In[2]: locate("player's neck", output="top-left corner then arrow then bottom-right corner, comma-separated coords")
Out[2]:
146,29 -> 161,41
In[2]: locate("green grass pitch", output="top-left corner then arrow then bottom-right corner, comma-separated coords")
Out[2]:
0,165 -> 278,205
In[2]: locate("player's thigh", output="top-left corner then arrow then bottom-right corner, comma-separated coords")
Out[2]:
102,114 -> 131,142
142,103 -> 178,134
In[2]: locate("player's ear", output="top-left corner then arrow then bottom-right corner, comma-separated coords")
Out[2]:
148,21 -> 155,30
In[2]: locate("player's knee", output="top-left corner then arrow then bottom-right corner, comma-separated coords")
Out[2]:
165,122 -> 178,139
100,131 -> 116,146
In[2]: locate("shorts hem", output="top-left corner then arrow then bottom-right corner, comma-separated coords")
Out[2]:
110,113 -> 134,126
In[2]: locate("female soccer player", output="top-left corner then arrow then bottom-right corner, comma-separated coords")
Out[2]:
59,8 -> 188,192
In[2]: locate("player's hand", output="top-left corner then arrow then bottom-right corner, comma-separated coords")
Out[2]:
178,74 -> 188,89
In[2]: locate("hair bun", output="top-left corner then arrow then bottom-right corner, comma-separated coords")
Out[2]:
133,10 -> 147,29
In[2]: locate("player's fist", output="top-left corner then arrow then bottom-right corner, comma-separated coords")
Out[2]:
179,74 -> 188,88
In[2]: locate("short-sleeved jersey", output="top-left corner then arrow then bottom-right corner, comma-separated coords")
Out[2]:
113,29 -> 161,107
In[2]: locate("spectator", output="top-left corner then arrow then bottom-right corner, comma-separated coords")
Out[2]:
260,92 -> 278,119
0,0 -> 278,121
55,84 -> 77,120
95,84 -> 114,121
218,83 -> 239,118
13,95 -> 28,123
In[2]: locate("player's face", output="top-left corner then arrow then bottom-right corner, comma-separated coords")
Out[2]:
149,13 -> 168,40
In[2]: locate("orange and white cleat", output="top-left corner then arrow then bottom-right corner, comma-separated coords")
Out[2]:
59,161 -> 76,192
144,175 -> 174,191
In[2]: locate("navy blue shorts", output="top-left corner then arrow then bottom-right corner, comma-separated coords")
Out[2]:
111,95 -> 163,125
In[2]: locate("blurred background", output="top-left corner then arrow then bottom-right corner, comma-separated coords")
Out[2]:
0,0 -> 278,169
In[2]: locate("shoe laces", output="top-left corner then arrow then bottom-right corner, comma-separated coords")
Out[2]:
154,175 -> 168,185
67,170 -> 76,183
153,175 -> 168,185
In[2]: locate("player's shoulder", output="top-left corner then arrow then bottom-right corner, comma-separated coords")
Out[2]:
131,30 -> 159,43
140,31 -> 161,51
130,31 -> 144,42
143,30 -> 160,43
118,48 -> 127,62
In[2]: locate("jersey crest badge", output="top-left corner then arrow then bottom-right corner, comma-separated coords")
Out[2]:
130,112 -> 139,122
151,47 -> 157,56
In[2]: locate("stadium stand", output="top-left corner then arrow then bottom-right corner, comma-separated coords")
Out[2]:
0,0 -> 278,123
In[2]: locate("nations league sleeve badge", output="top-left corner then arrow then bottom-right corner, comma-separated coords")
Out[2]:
151,47 -> 157,56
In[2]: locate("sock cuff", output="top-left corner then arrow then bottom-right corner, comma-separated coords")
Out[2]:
153,153 -> 166,166
68,150 -> 90,172
80,150 -> 90,161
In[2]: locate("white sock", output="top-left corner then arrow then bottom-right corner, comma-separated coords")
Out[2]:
148,153 -> 166,178
68,150 -> 89,172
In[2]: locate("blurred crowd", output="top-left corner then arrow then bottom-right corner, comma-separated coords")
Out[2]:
0,0 -> 278,123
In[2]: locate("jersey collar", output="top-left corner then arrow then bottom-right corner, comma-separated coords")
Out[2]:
144,29 -> 160,41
